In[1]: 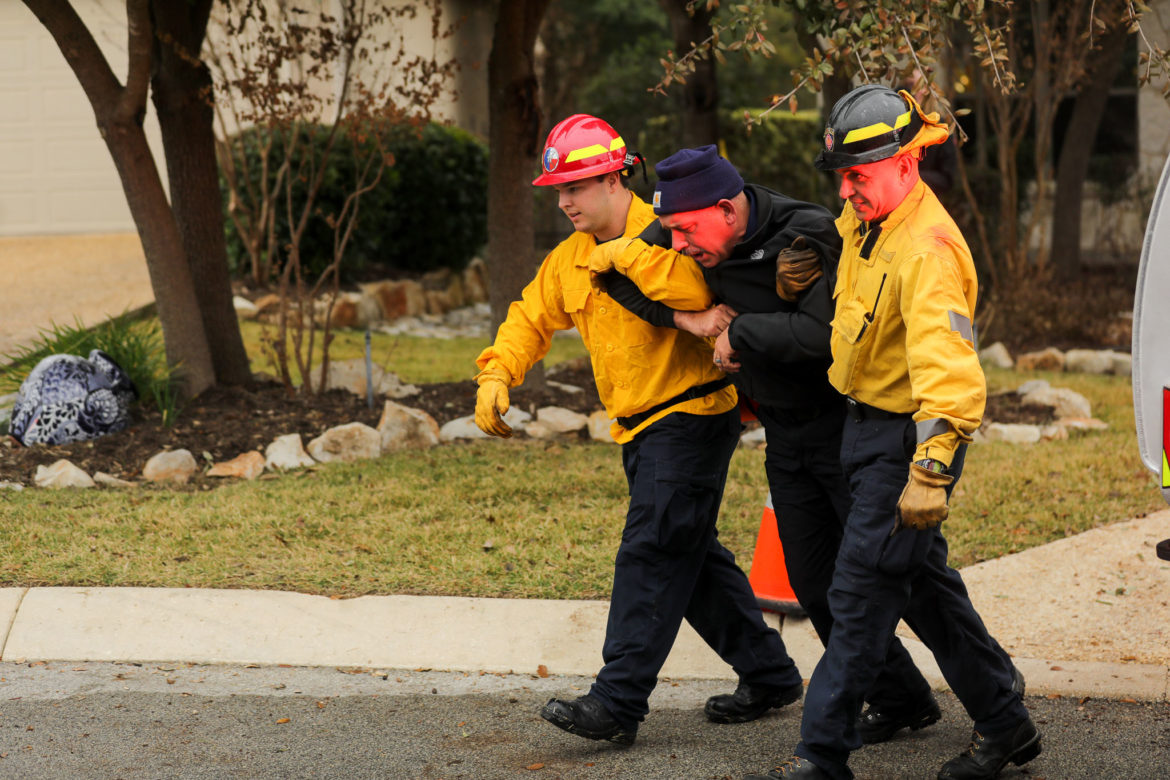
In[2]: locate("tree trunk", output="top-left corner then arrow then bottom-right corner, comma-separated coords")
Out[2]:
1051,23 -> 1130,279
662,0 -> 719,148
487,0 -> 549,338
23,0 -> 215,398
150,0 -> 252,386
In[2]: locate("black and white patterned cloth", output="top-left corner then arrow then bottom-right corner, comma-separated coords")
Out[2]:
9,350 -> 138,446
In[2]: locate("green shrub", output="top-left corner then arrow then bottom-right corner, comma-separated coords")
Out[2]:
221,121 -> 488,281
637,108 -> 834,208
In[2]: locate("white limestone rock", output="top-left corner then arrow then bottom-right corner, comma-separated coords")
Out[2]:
307,422 -> 382,463
233,295 -> 259,320
439,408 -> 531,441
325,358 -> 420,400
740,426 -> 768,449
587,410 -> 614,443
523,420 -> 557,440
1015,347 -> 1065,372
981,423 -> 1042,445
1110,351 -> 1133,376
1064,349 -> 1115,375
143,449 -> 198,484
94,471 -> 135,487
1057,417 -> 1110,434
0,481 -> 24,491
34,460 -> 95,489
265,434 -> 317,471
979,341 -> 1014,369
377,400 -> 440,453
1019,385 -> 1092,420
208,451 -> 266,480
535,406 -> 588,434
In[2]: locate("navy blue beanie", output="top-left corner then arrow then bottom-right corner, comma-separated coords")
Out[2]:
652,145 -> 745,215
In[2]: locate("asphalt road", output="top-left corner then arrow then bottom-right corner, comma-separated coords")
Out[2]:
0,662 -> 1165,779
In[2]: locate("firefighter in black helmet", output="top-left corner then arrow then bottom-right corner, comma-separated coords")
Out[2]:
745,85 -> 1040,780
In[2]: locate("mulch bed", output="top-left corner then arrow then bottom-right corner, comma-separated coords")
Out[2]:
0,361 -> 604,486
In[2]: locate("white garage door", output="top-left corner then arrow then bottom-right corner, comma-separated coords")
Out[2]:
0,1 -> 166,237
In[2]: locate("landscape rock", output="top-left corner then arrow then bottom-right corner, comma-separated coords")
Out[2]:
307,422 -> 382,463
1057,417 -> 1110,434
1039,424 -> 1069,442
34,459 -> 95,488
462,257 -> 489,304
979,341 -> 1014,369
1019,384 -> 1092,420
981,423 -> 1042,445
0,481 -> 24,491
535,406 -> 588,434
1016,379 -> 1050,396
265,434 -> 317,471
377,400 -> 440,452
587,410 -> 614,442
740,426 -> 768,448
1110,352 -> 1133,376
547,380 -> 585,395
143,449 -> 198,484
439,408 -> 531,441
1015,347 -> 1065,372
208,451 -> 266,480
361,279 -> 427,321
523,420 -> 557,440
1064,349 -> 1115,375
324,358 -> 420,400
93,471 -> 135,487
233,295 -> 259,320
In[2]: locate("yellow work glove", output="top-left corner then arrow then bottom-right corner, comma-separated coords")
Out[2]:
775,237 -> 823,302
474,369 -> 513,438
893,462 -> 954,533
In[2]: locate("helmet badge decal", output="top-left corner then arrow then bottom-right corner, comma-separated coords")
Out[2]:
543,146 -> 560,173
824,127 -> 835,151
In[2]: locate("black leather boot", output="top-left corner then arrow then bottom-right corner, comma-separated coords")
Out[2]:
539,694 -> 636,745
705,681 -> 804,723
744,756 -> 831,779
856,694 -> 942,743
937,716 -> 1041,779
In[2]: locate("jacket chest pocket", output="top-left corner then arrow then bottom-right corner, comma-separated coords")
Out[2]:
831,271 -> 887,345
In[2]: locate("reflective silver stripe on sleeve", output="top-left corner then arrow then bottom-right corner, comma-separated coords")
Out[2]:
948,310 -> 974,341
916,418 -> 951,443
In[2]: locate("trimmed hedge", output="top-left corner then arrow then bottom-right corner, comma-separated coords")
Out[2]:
221,121 -> 487,281
637,108 -> 835,208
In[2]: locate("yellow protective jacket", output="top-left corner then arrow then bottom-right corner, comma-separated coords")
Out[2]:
828,179 -> 985,467
475,193 -> 737,444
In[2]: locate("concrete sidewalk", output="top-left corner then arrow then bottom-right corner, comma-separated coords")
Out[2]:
1,510 -> 1167,703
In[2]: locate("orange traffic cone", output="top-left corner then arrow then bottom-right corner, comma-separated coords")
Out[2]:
748,494 -> 805,616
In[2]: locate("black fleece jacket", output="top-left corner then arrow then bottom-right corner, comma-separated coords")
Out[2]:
605,184 -> 843,410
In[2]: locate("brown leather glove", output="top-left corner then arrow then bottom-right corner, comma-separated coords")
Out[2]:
775,237 -> 823,302
893,462 -> 954,533
474,369 -> 513,438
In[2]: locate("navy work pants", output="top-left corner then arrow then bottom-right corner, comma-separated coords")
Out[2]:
795,415 -> 1026,779
589,409 -> 802,729
756,401 -> 933,712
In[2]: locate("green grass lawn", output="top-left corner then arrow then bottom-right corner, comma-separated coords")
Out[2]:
0,329 -> 1162,597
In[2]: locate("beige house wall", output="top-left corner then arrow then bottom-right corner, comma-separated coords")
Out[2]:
0,0 -> 167,237
1,0 -> 490,239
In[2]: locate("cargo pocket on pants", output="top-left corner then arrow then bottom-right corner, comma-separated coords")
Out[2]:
654,462 -> 719,555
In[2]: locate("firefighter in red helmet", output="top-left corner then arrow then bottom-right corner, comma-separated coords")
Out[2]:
474,114 -> 805,744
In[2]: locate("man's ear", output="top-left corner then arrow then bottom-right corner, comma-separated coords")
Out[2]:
718,199 -> 737,224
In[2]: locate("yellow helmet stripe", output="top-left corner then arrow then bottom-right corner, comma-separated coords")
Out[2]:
841,110 -> 912,145
563,136 -> 625,163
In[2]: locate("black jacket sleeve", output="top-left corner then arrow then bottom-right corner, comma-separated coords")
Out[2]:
603,271 -> 677,329
726,273 -> 834,362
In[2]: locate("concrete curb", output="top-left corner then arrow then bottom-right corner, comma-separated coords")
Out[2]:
0,587 -> 1164,702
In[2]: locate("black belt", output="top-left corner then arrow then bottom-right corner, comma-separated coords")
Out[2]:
617,377 -> 732,429
845,397 -> 912,422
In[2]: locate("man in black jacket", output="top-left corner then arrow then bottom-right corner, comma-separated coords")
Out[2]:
592,145 -> 938,737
